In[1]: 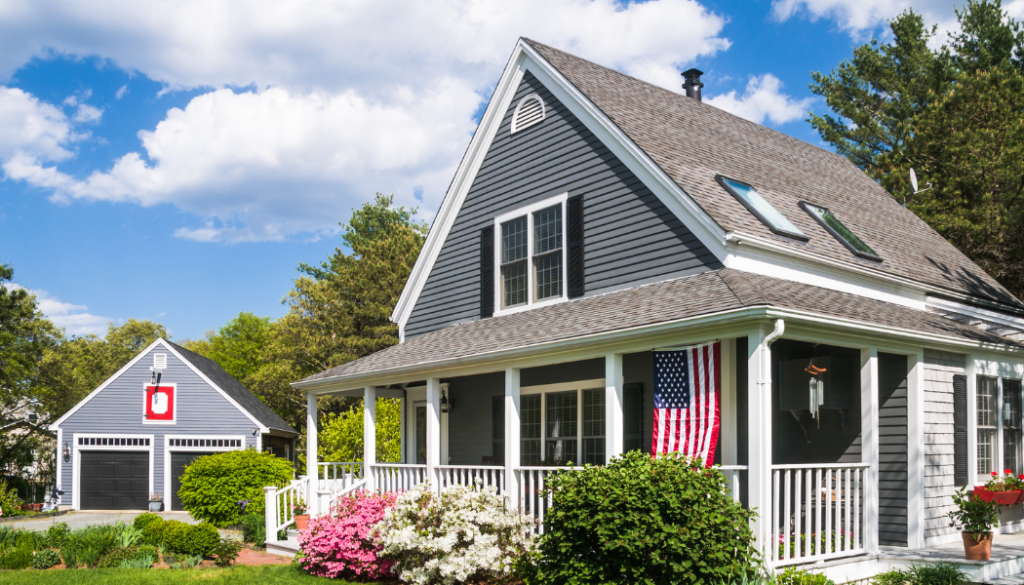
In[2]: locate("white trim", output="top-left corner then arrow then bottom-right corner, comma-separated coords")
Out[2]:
163,434 -> 245,512
906,350 -> 926,549
928,296 -> 1024,328
72,433 -> 155,511
510,93 -> 545,134
55,428 -> 63,498
494,192 -> 569,316
142,382 -> 178,425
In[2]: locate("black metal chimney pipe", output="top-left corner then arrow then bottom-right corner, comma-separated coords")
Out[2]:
682,68 -> 704,101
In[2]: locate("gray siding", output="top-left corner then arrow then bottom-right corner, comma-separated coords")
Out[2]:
923,349 -> 966,541
878,353 -> 909,547
406,71 -> 720,338
56,343 -> 258,507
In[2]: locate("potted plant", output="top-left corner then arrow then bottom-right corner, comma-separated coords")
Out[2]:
973,470 -> 1024,505
948,487 -> 999,560
293,500 -> 309,530
149,492 -> 163,512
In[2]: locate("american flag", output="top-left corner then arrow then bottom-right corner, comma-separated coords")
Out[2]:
652,341 -> 720,466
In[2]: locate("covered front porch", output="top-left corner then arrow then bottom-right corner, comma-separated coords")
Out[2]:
265,313 -> 946,569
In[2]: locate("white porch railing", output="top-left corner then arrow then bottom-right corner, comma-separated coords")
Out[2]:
770,463 -> 868,567
317,462 -> 362,485
314,462 -> 364,512
436,465 -> 505,492
264,475 -> 309,544
515,466 -> 583,535
719,465 -> 747,504
370,463 -> 428,492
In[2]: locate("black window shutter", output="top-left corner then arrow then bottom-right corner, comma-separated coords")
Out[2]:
953,374 -> 969,487
480,226 -> 494,318
623,382 -> 643,453
567,194 -> 585,298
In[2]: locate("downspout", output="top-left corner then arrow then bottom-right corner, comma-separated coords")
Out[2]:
756,319 -> 783,560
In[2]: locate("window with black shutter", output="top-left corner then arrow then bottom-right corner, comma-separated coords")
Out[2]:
567,194 -> 585,298
954,374 -> 969,487
480,226 -> 494,318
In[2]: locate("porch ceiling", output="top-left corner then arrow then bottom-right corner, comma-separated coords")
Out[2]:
295,269 -> 1021,390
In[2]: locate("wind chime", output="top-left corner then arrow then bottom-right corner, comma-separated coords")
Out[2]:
805,359 -> 826,428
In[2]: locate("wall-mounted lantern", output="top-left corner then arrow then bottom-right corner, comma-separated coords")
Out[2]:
440,388 -> 454,414
62,442 -> 70,463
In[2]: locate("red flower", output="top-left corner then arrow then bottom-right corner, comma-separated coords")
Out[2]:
1018,474 -> 1023,480
993,471 -> 999,476
1007,469 -> 1013,475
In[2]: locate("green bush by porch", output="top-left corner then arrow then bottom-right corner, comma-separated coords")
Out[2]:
178,449 -> 294,527
525,450 -> 759,585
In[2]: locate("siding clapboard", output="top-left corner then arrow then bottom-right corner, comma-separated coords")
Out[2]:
923,349 -> 966,542
406,71 -> 720,338
878,352 -> 909,547
56,344 -> 258,507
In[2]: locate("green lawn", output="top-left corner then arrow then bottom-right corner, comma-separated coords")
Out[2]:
0,565 -> 376,584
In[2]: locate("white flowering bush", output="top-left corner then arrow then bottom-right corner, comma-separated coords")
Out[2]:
372,483 -> 535,585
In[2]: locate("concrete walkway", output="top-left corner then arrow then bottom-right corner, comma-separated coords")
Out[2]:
0,511 -> 199,531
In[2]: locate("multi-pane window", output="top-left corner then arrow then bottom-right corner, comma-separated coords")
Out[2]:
978,376 -> 999,476
1005,380 -> 1023,475
497,199 -> 565,310
521,394 -> 542,465
546,391 -> 577,464
582,388 -> 605,465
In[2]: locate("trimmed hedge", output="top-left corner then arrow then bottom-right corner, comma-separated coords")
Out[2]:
133,513 -> 162,532
528,451 -> 759,585
163,523 -> 220,557
178,449 -> 293,527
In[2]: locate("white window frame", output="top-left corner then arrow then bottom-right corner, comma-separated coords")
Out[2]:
404,384 -> 450,464
163,434 -> 246,512
72,433 -> 155,510
520,378 -> 605,466
972,357 -> 1024,485
493,192 -> 569,317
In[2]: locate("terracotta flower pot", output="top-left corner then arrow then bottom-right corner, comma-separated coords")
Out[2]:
962,532 -> 993,561
294,514 -> 310,530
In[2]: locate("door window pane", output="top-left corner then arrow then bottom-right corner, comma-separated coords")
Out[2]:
978,376 -> 998,476
583,388 -> 605,465
521,394 -> 541,465
546,391 -> 577,464
1005,379 -> 1023,474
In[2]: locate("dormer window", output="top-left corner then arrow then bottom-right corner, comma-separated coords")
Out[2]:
495,193 -> 568,312
716,175 -> 807,241
800,201 -> 881,261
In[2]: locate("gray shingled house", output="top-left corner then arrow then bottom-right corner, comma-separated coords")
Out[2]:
50,338 -> 297,512
265,40 -> 1024,577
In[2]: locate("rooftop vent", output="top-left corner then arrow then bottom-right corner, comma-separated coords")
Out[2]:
682,68 -> 704,102
511,94 -> 545,134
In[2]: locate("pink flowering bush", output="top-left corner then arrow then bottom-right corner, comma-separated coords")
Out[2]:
298,490 -> 398,580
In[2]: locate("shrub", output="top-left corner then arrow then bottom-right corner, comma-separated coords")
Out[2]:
873,568 -> 910,585
163,522 -> 220,556
44,522 -> 70,549
133,513 -> 163,531
98,546 -> 141,568
906,563 -> 970,585
530,451 -> 759,585
239,512 -> 267,546
0,540 -> 34,570
0,479 -> 23,519
141,517 -> 167,544
374,484 -> 535,585
299,490 -> 398,580
32,549 -> 61,569
62,525 -> 117,568
178,449 -> 294,527
212,538 -> 245,567
777,567 -> 835,585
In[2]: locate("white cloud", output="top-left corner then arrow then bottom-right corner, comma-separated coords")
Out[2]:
5,284 -> 110,336
73,103 -> 103,123
0,0 -> 734,242
769,0 -> 985,41
706,74 -> 813,125
0,86 -> 74,163
115,85 -> 128,99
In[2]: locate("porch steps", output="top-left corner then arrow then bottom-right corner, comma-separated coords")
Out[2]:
265,530 -> 301,558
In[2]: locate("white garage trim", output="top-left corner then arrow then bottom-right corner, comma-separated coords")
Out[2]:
72,433 -> 155,510
163,435 -> 246,512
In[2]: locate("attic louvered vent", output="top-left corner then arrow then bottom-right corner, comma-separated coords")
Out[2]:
511,94 -> 545,134
153,354 -> 167,371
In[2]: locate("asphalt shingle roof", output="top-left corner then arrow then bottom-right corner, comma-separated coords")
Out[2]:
524,39 -> 1021,308
168,341 -> 297,435
305,269 -> 1018,383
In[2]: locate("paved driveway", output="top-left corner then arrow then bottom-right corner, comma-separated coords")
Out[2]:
1,511 -> 199,532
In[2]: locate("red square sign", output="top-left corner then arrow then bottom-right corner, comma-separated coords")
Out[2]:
145,385 -> 175,422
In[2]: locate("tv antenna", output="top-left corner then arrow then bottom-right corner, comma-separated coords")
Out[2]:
904,168 -> 933,207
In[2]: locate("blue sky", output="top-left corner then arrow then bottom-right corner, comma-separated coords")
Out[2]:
0,0 -> 1014,341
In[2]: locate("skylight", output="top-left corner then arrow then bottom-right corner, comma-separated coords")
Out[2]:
716,175 -> 807,241
799,202 -> 881,261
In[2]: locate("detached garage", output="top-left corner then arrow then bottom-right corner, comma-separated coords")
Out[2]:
50,339 -> 298,511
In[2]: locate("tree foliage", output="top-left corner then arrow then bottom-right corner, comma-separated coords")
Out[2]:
810,0 -> 1024,297
316,398 -> 402,464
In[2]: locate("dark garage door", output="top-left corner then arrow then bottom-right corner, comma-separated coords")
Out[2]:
170,452 -> 215,511
80,451 -> 150,510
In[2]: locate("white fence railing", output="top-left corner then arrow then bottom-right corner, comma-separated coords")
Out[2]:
314,462 -> 363,513
436,465 -> 505,492
370,463 -> 428,492
515,466 -> 583,535
264,475 -> 309,544
719,465 -> 747,504
771,463 -> 868,567
317,462 -> 362,485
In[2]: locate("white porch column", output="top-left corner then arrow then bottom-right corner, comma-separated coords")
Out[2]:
605,353 -> 624,463
907,350 -> 926,548
747,324 -> 775,557
426,378 -> 442,491
861,348 -> 880,554
364,386 -> 377,492
306,392 -> 318,516
505,368 -> 521,509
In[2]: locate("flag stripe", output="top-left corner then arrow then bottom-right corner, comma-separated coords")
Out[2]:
651,341 -> 720,467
